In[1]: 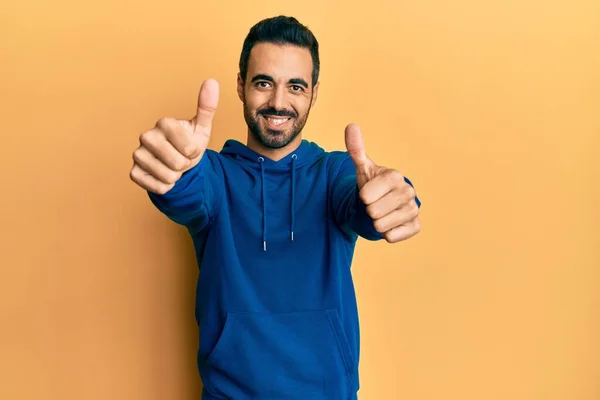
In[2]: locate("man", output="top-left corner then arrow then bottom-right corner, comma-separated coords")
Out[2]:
130,15 -> 421,400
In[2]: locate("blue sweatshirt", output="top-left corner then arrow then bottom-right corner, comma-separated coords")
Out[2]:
148,138 -> 420,400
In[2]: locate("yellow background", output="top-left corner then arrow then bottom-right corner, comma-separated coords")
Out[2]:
2,0 -> 599,399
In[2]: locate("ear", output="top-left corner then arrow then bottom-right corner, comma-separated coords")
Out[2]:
311,81 -> 319,108
237,73 -> 245,102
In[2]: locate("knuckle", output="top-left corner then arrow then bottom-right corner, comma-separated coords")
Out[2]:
156,117 -> 172,131
172,155 -> 190,171
170,156 -> 185,171
129,168 -> 138,183
182,144 -> 198,158
164,118 -> 185,139
373,219 -> 386,233
139,132 -> 148,145
139,130 -> 155,147
151,181 -> 167,194
366,204 -> 378,219
132,148 -> 142,163
413,219 -> 421,233
129,168 -> 146,189
359,189 -> 370,205
158,182 -> 174,194
385,169 -> 402,181
411,202 -> 420,217
165,170 -> 181,184
384,232 -> 396,243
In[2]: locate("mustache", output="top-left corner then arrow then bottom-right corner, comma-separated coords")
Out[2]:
257,107 -> 297,118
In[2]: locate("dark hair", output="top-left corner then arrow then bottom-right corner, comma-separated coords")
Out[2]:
239,16 -> 320,87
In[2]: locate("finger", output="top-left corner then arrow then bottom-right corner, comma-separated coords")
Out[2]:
129,163 -> 175,195
359,178 -> 392,205
344,123 -> 370,171
366,188 -> 414,220
156,118 -> 201,160
133,146 -> 182,185
360,170 -> 408,205
372,201 -> 420,233
193,78 -> 220,133
140,127 -> 191,171
383,218 -> 421,243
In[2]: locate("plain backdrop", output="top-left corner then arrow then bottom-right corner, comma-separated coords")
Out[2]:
1,0 -> 599,399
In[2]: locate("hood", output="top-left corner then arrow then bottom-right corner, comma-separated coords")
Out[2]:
220,139 -> 326,251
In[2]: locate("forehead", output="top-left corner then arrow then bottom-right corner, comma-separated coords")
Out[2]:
247,42 -> 313,82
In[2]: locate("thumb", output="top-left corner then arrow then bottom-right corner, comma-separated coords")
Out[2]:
345,123 -> 374,188
345,123 -> 371,169
192,78 -> 220,134
181,79 -> 219,167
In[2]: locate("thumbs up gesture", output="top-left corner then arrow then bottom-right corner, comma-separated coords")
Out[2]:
345,123 -> 421,243
130,79 -> 219,194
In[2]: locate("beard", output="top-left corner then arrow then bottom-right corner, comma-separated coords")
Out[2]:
243,102 -> 311,150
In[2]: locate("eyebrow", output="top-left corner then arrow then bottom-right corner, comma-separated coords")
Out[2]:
250,74 -> 309,88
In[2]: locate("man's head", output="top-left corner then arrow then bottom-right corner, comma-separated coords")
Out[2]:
237,16 -> 320,150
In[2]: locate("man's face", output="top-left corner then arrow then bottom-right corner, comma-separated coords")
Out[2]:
238,42 -> 318,149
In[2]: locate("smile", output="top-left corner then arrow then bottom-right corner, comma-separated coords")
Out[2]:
262,115 -> 292,129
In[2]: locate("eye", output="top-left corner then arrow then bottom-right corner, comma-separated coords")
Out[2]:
256,81 -> 271,89
291,85 -> 304,92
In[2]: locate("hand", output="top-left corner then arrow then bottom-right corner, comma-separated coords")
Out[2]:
345,123 -> 421,243
129,79 -> 220,194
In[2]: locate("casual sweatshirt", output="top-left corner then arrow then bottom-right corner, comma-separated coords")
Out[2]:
148,138 -> 421,400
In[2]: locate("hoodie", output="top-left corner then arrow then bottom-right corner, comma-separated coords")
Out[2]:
148,138 -> 421,400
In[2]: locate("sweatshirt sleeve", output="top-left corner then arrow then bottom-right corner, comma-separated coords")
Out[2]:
330,154 -> 421,241
147,153 -> 223,233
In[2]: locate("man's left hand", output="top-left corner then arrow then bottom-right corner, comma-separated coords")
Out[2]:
345,123 -> 421,243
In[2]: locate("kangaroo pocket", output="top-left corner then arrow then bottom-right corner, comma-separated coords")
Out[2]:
203,308 -> 357,399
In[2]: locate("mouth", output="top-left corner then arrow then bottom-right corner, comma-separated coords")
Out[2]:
261,115 -> 292,130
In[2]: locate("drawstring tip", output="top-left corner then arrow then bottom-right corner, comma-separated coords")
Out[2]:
291,231 -> 294,241
263,240 -> 267,251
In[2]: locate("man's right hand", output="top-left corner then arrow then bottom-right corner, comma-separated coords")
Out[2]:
130,79 -> 220,194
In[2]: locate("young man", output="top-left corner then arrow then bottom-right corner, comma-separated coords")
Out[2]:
130,15 -> 421,400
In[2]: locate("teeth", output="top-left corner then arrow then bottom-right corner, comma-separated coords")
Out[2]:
266,117 -> 289,125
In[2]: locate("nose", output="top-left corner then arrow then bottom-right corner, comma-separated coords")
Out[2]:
268,85 -> 287,110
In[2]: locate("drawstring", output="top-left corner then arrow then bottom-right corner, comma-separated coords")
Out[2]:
258,157 -> 266,251
291,154 -> 297,241
257,153 -> 298,251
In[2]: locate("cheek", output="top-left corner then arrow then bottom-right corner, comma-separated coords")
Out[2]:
292,98 -> 312,116
244,91 -> 267,111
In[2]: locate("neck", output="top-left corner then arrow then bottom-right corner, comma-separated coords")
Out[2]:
246,131 -> 303,161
